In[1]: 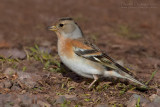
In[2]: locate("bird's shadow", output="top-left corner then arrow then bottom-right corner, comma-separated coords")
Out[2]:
60,63 -> 86,83
60,63 -> 148,91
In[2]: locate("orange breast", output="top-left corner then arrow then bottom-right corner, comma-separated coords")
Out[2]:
58,37 -> 74,58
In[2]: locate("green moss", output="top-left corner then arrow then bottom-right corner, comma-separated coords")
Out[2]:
24,45 -> 61,73
117,25 -> 142,40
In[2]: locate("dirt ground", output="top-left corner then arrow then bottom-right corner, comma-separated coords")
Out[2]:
0,0 -> 160,106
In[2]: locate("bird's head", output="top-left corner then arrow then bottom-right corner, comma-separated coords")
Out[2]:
48,17 -> 83,39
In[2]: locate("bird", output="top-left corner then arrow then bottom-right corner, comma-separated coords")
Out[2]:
48,17 -> 147,88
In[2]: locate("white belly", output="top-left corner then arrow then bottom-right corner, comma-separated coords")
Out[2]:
59,54 -> 103,79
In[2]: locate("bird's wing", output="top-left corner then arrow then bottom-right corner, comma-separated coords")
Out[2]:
72,38 -> 133,76
72,38 -> 146,87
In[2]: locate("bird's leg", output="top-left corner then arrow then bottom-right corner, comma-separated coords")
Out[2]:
88,74 -> 98,88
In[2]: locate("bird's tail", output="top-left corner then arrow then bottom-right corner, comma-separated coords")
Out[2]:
104,70 -> 147,87
124,74 -> 147,87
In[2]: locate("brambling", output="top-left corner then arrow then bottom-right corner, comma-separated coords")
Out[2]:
48,17 -> 146,88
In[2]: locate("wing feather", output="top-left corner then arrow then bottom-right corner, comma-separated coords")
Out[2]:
72,38 -> 147,87
73,38 -> 134,76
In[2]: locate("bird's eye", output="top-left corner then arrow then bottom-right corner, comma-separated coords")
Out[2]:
59,24 -> 64,27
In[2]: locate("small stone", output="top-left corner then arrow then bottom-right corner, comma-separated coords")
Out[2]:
4,68 -> 16,76
17,71 -> 40,88
4,103 -> 13,107
0,82 -> 4,88
55,96 -> 66,103
19,103 -> 31,107
13,104 -> 20,107
154,97 -> 160,104
55,95 -> 77,104
127,94 -> 150,107
156,89 -> 160,96
63,95 -> 77,101
20,90 -> 26,94
0,48 -> 26,59
4,80 -> 12,88
149,94 -> 160,104
150,94 -> 157,101
19,94 -> 32,104
96,104 -> 110,107
144,102 -> 160,107
31,104 -> 40,107
37,100 -> 51,107
11,85 -> 21,91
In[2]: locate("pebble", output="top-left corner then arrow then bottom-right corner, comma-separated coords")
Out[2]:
55,94 -> 78,104
63,94 -> 77,101
149,94 -> 160,104
4,68 -> 16,76
126,94 -> 150,107
11,85 -> 21,91
96,104 -> 110,107
0,82 -> 4,88
37,100 -> 51,107
56,95 -> 66,103
4,68 -> 41,89
0,93 -> 52,107
13,104 -> 20,107
17,71 -> 41,88
156,89 -> 160,96
145,102 -> 160,107
0,48 -> 26,59
18,94 -> 32,104
31,104 -> 40,107
4,80 -> 12,88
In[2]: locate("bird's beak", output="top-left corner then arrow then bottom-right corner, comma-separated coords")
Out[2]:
48,26 -> 57,31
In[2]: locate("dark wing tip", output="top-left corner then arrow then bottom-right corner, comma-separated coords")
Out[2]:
59,17 -> 73,21
102,53 -> 136,77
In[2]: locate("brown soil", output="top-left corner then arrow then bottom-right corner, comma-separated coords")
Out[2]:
0,0 -> 160,106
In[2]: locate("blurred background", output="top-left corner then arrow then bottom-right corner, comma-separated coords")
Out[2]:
0,0 -> 160,106
0,0 -> 159,48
